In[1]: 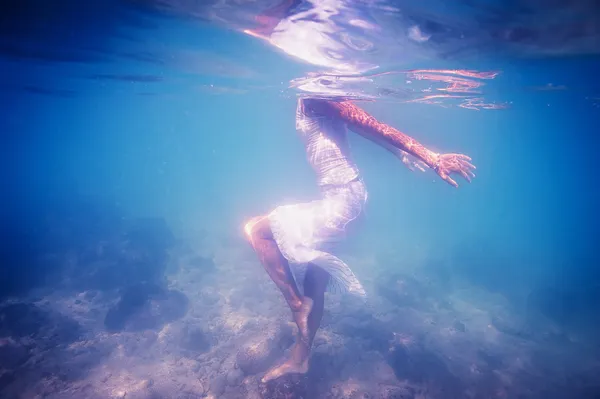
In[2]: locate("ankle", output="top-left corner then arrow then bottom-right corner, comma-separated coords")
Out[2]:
288,297 -> 303,312
291,340 -> 310,362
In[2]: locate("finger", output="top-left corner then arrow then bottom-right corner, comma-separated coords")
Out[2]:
447,153 -> 472,162
466,169 -> 476,178
462,161 -> 476,170
416,163 -> 426,172
460,170 -> 472,183
459,161 -> 476,176
444,175 -> 458,188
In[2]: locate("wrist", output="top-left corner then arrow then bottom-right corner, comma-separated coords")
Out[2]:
430,152 -> 441,172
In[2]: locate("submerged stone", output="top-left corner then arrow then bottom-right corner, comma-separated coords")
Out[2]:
0,302 -> 82,344
104,283 -> 188,332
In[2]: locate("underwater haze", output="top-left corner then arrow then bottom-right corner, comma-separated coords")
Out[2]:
1,0 -> 600,398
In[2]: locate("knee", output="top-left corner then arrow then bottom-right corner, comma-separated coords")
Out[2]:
243,217 -> 258,241
243,215 -> 269,242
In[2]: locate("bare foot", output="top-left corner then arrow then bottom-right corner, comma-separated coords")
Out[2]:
261,356 -> 309,383
262,338 -> 310,383
292,297 -> 313,342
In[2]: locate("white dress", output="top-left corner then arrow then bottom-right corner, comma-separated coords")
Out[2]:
264,1 -> 377,296
267,99 -> 368,297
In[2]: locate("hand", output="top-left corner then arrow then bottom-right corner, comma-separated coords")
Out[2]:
434,153 -> 476,187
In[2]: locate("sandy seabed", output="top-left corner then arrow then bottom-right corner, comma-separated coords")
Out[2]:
1,228 -> 599,399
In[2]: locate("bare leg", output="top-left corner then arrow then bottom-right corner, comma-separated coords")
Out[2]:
262,264 -> 330,382
302,264 -> 330,350
244,216 -> 313,343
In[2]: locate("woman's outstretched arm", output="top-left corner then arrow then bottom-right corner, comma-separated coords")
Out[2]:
304,99 -> 476,187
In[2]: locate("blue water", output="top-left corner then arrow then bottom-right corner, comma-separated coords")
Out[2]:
1,1 -> 600,398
